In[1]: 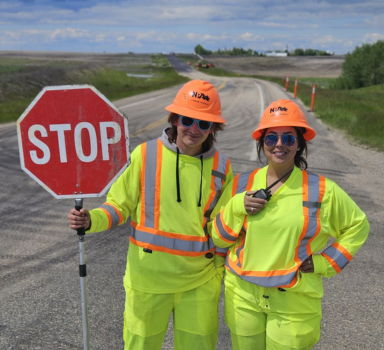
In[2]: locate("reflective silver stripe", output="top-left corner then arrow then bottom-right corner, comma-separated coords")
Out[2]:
226,255 -> 298,287
213,152 -> 228,191
143,140 -> 158,229
100,204 -> 120,228
305,171 -> 321,218
215,247 -> 229,255
214,213 -> 237,242
297,171 -> 321,262
204,152 -> 229,222
131,225 -> 215,254
236,171 -> 253,193
322,245 -> 350,270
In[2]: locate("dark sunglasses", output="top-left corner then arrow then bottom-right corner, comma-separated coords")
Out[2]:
264,133 -> 297,147
179,115 -> 213,131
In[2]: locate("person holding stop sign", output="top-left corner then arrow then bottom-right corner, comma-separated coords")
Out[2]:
68,79 -> 233,350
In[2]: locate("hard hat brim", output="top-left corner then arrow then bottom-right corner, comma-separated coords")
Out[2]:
165,103 -> 226,123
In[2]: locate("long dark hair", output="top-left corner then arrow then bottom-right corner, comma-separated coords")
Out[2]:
256,127 -> 308,169
167,113 -> 225,152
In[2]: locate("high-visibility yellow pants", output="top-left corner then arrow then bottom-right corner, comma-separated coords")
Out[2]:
224,271 -> 322,350
123,274 -> 222,350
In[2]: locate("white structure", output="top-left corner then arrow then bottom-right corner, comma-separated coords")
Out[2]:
265,51 -> 288,57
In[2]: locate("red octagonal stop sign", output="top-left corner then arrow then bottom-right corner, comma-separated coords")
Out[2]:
17,85 -> 130,199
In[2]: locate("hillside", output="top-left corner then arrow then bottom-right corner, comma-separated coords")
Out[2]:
203,55 -> 344,78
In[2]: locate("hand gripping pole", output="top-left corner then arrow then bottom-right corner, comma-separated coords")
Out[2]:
75,198 -> 90,350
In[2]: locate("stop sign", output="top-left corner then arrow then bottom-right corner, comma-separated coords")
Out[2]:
17,85 -> 130,199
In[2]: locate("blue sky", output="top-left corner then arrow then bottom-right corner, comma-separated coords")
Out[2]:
0,0 -> 383,54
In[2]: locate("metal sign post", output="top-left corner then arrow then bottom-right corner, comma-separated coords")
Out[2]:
75,198 -> 90,350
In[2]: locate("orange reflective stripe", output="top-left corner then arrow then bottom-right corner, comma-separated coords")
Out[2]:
318,175 -> 326,202
106,202 -> 123,225
202,152 -> 219,228
219,210 -> 239,239
279,274 -> 298,288
140,143 -> 147,226
100,208 -> 112,229
154,139 -> 162,230
213,210 -> 238,243
246,169 -> 259,191
232,174 -> 240,198
302,170 -> 309,215
333,243 -> 353,261
228,254 -> 298,277
215,252 -> 227,258
321,252 -> 341,273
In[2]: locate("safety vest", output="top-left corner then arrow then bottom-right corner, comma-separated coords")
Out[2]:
215,169 -> 354,288
99,138 -> 231,257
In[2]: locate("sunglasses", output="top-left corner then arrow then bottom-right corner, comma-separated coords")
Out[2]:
179,115 -> 213,131
264,133 -> 297,147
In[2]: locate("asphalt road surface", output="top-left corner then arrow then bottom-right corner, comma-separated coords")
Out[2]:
0,56 -> 382,350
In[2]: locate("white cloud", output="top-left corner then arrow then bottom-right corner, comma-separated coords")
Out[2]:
0,0 -> 383,53
363,32 -> 384,43
51,28 -> 91,40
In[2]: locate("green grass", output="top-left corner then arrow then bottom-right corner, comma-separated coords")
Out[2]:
0,55 -> 189,123
269,76 -> 384,151
76,66 -> 188,101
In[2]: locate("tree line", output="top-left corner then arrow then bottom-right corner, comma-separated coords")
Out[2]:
194,44 -> 333,57
332,40 -> 384,89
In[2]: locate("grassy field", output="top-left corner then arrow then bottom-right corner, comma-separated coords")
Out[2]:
0,54 -> 188,123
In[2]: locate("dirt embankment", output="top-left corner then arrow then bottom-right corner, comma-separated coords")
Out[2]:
204,55 -> 344,78
0,51 -> 153,101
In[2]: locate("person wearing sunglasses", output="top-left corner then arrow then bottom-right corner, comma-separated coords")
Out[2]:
68,79 -> 233,350
209,99 -> 369,350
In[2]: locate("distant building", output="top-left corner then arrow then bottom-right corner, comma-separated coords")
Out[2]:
265,51 -> 288,57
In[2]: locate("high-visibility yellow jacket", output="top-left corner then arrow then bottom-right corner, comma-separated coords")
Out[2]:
88,129 -> 233,293
210,166 -> 369,296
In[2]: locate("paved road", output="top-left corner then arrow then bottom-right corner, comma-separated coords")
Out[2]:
0,56 -> 382,350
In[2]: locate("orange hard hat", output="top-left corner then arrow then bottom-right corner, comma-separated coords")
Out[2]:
252,99 -> 316,141
165,79 -> 226,123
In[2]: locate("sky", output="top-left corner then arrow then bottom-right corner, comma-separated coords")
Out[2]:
0,0 -> 383,55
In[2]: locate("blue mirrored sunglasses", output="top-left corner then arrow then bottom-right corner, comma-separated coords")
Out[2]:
264,133 -> 297,147
179,115 -> 213,131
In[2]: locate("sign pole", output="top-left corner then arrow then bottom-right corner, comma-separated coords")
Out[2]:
75,198 -> 90,350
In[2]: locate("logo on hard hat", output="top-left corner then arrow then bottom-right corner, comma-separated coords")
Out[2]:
191,91 -> 210,102
270,107 -> 287,113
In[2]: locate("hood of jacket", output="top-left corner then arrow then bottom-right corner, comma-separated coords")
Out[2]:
159,128 -> 217,159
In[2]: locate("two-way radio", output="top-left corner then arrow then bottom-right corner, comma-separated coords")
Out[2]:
252,169 -> 293,201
